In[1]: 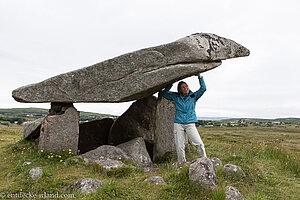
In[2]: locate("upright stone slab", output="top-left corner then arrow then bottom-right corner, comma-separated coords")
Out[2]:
79,118 -> 114,154
39,104 -> 79,154
153,91 -> 176,160
108,96 -> 157,158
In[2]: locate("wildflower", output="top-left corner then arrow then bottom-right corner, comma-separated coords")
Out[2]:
41,150 -> 44,153
50,153 -> 53,155
58,155 -> 61,158
119,157 -> 121,160
51,155 -> 53,158
286,162 -> 288,165
69,152 -> 71,154
20,189 -> 22,192
21,151 -> 23,155
69,149 -> 71,151
60,160 -> 63,162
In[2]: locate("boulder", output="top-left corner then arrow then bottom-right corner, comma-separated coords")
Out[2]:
38,105 -> 79,154
225,186 -> 244,200
210,157 -> 223,168
12,33 -> 249,103
63,178 -> 106,194
224,164 -> 245,176
117,137 -> 152,167
79,145 -> 130,163
28,167 -> 43,181
144,176 -> 167,186
79,118 -> 114,154
108,96 -> 157,158
23,118 -> 44,140
143,167 -> 159,173
153,91 -> 176,159
189,157 -> 217,189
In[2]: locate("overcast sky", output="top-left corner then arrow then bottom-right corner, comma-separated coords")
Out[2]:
1,0 -> 299,119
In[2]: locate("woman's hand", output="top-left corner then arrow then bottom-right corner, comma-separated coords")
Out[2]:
195,72 -> 201,77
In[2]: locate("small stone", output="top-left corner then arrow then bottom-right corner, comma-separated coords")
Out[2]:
225,186 -> 244,200
224,164 -> 245,176
144,176 -> 167,186
63,178 -> 106,194
28,167 -> 43,181
210,157 -> 223,168
22,161 -> 32,166
189,157 -> 217,189
143,167 -> 159,173
6,172 -> 13,178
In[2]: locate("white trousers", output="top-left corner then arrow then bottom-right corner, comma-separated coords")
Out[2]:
174,123 -> 207,163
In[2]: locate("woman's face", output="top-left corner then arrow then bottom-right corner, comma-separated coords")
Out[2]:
180,83 -> 190,96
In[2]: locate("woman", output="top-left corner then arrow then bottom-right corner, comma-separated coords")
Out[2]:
162,73 -> 207,164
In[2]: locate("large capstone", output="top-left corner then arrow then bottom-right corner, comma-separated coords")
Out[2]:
12,33 -> 249,103
78,118 -> 114,154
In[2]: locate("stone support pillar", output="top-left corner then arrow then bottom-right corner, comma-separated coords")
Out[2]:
38,103 -> 79,154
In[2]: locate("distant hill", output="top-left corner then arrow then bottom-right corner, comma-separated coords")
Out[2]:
217,117 -> 300,124
0,108 -> 117,125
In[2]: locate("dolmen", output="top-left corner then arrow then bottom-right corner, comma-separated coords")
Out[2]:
13,33 -> 250,161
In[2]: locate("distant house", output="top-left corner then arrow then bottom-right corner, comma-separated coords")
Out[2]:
272,121 -> 281,125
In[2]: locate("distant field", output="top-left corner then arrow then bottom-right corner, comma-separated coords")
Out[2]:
0,125 -> 299,199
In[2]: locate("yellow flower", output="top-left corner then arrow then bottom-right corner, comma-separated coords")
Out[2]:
20,189 -> 22,192
58,155 -> 61,158
41,150 -> 44,153
51,155 -> 53,158
21,151 -> 23,154
69,149 -> 71,151
60,160 -> 63,162
69,152 -> 71,154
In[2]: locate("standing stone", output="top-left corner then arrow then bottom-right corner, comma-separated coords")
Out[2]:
189,157 -> 217,189
225,186 -> 244,200
23,118 -> 44,140
38,105 -> 79,154
108,96 -> 157,158
79,118 -> 114,154
117,137 -> 153,167
153,91 -> 176,160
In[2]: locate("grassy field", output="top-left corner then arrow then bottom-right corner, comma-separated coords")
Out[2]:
0,125 -> 299,199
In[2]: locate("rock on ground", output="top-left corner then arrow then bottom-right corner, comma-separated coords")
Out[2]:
224,164 -> 245,176
117,137 -> 153,167
79,118 -> 114,154
225,186 -> 244,200
189,157 -> 217,189
144,176 -> 167,186
210,157 -> 223,168
28,167 -> 43,181
79,145 -> 130,163
23,118 -> 44,140
94,159 -> 124,172
63,178 -> 106,194
12,33 -> 249,103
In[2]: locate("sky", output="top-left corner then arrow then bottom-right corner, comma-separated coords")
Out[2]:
0,0 -> 299,119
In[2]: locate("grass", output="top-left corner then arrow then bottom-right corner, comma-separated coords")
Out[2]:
0,124 -> 299,199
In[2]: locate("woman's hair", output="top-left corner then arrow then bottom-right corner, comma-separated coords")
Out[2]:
177,81 -> 187,94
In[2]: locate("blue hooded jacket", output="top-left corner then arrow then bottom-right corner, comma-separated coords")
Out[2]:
162,76 -> 206,124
